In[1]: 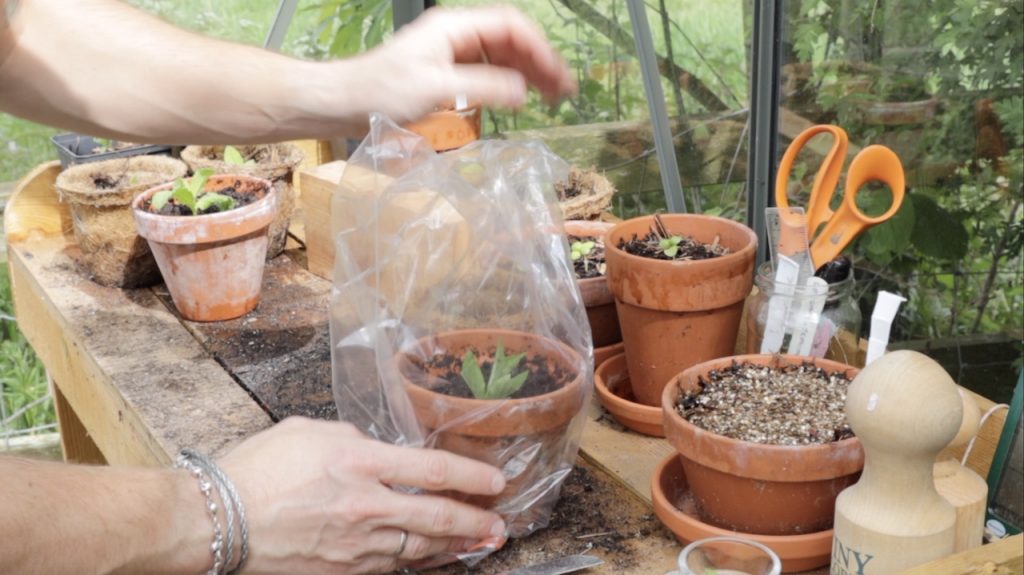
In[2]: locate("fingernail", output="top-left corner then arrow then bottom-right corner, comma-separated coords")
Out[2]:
491,473 -> 506,493
490,519 -> 506,538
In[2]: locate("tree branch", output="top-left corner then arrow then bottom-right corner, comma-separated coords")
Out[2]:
556,0 -> 729,112
970,195 -> 1022,333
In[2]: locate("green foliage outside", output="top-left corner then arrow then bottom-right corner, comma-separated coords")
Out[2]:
0,266 -> 53,435
786,0 -> 1023,342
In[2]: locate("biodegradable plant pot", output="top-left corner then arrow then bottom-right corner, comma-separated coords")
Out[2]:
132,175 -> 276,322
398,329 -> 585,536
565,220 -> 620,348
662,354 -> 864,536
557,167 -> 616,221
651,453 -> 834,573
594,352 -> 663,437
181,144 -> 303,260
51,133 -> 177,169
55,156 -> 188,287
605,214 -> 757,406
402,104 -> 482,152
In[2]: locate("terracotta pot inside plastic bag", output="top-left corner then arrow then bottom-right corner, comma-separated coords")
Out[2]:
181,144 -> 303,260
132,175 -> 276,322
56,155 -> 188,287
398,329 -> 585,536
662,354 -> 864,536
605,214 -> 757,406
564,220 -> 620,348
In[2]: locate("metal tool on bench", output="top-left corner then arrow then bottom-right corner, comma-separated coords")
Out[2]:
502,554 -> 604,575
775,124 -> 907,269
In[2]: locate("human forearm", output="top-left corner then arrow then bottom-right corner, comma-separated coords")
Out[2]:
0,457 -> 209,575
0,0 -> 370,144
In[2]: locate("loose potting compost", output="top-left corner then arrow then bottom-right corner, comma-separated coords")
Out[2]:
329,115 -> 592,564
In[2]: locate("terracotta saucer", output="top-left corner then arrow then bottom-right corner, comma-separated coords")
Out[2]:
594,341 -> 624,369
594,353 -> 664,437
651,453 -> 833,573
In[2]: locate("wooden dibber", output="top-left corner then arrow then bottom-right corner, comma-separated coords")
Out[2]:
832,350 -> 962,575
933,388 -> 988,553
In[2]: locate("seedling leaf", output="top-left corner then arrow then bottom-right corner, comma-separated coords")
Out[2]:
223,145 -> 246,165
461,350 -> 487,399
150,190 -> 173,212
195,192 -> 236,213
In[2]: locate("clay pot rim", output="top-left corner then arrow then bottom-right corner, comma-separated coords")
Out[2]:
662,353 -> 861,455
131,174 -> 275,223
399,328 -> 584,411
650,452 -> 836,548
605,213 -> 758,269
565,220 -> 614,305
594,353 -> 664,437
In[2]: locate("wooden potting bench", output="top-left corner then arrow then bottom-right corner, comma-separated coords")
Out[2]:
5,160 -> 1020,574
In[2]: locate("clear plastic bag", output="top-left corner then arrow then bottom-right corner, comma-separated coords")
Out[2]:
329,115 -> 593,560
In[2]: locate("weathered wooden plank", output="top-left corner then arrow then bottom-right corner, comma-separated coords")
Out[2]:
166,256 -> 336,422
898,533 -> 1023,575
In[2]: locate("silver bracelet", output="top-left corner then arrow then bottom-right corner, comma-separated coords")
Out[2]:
183,449 -> 250,575
175,456 -> 225,575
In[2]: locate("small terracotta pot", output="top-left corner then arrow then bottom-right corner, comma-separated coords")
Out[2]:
651,453 -> 834,573
398,329 -> 586,536
403,105 -> 482,152
132,175 -> 276,322
565,220 -> 620,348
605,214 -> 757,406
594,353 -> 663,437
662,354 -> 864,536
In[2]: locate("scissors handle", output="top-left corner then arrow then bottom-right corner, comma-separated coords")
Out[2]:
810,145 -> 906,268
775,125 -> 849,235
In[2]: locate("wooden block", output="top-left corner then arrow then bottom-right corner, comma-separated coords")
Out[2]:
897,533 -> 1023,575
299,161 -> 346,280
940,388 -> 1007,481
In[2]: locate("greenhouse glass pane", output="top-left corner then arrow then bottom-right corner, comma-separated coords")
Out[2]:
780,0 -> 1023,397
442,0 -> 753,221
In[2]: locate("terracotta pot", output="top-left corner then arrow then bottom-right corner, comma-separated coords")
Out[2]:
651,453 -> 833,573
181,144 -> 303,260
398,329 -> 586,536
55,156 -> 188,288
605,214 -> 757,406
594,353 -> 663,437
564,220 -> 620,348
593,341 -> 624,369
132,175 -> 276,322
662,354 -> 864,536
403,104 -> 482,152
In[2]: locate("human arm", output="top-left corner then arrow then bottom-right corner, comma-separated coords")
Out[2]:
0,417 -> 507,575
0,0 -> 574,144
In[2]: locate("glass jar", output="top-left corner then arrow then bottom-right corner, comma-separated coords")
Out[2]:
746,262 -> 862,365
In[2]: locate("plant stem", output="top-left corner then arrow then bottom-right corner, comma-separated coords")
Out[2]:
970,196 -> 1022,333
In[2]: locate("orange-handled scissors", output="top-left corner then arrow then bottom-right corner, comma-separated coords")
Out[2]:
775,125 -> 906,269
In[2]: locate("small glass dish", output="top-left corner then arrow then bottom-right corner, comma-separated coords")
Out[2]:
671,536 -> 782,575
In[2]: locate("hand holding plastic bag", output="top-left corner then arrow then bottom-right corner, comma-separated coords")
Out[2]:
329,115 -> 593,563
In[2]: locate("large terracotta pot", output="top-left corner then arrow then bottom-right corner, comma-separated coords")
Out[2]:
398,329 -> 586,536
605,214 -> 757,406
564,220 -> 620,348
662,354 -> 864,536
132,175 -> 276,322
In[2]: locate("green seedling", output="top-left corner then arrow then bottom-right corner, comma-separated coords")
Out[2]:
150,168 -> 236,215
570,240 -> 596,261
461,341 -> 529,400
223,145 -> 256,166
660,235 -> 684,258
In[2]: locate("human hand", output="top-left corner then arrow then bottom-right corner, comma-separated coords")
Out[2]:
218,417 -> 507,575
343,5 -> 577,125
